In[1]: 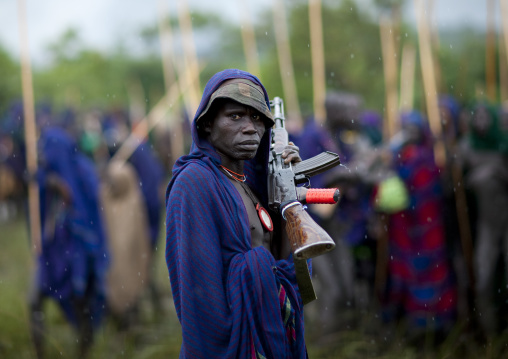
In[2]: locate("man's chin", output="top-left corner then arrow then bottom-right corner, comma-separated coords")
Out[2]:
238,149 -> 258,160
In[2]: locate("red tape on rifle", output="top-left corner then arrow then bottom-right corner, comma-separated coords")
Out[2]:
306,188 -> 339,204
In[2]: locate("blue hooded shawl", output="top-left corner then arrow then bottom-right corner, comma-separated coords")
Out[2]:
165,69 -> 307,358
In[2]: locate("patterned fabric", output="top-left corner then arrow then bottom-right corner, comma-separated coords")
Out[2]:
37,127 -> 109,328
165,69 -> 307,358
384,112 -> 457,330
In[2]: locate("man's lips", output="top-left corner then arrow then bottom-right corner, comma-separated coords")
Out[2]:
238,140 -> 260,150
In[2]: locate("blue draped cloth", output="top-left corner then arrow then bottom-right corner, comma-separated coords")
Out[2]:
37,127 -> 109,327
129,143 -> 164,247
165,69 -> 307,358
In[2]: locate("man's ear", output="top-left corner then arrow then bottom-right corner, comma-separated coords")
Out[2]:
203,119 -> 212,135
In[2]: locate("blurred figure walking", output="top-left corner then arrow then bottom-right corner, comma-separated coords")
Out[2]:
460,102 -> 508,338
378,111 -> 457,342
30,126 -> 109,359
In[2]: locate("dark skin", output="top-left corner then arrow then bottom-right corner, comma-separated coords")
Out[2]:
472,106 -> 491,137
204,100 -> 301,174
204,99 -> 303,257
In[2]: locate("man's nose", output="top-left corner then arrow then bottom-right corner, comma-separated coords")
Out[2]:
242,118 -> 258,133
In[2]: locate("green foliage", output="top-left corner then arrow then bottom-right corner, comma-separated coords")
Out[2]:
0,1 -> 494,124
0,47 -> 21,115
438,28 -> 489,105
45,28 -> 83,63
252,0 -> 387,115
31,29 -> 165,113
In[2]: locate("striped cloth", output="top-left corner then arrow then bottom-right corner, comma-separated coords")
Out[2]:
165,69 -> 307,358
384,112 -> 457,331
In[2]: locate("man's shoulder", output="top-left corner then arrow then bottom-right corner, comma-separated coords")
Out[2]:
173,160 -> 217,187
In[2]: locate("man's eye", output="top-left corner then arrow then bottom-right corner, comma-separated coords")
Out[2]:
230,114 -> 241,120
252,114 -> 261,121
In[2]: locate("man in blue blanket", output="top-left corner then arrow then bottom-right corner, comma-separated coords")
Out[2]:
165,69 -> 309,358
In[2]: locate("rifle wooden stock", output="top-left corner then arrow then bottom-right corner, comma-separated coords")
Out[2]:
283,202 -> 335,259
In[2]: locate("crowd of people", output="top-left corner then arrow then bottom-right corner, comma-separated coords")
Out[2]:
1,68 -> 508,356
0,103 -> 166,358
292,91 -> 508,346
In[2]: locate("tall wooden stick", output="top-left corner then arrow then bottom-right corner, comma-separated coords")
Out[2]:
272,0 -> 302,127
158,0 -> 176,91
158,0 -> 184,162
500,22 -> 508,102
18,0 -> 41,254
399,43 -> 416,111
500,0 -> 508,101
379,17 -> 399,139
486,0 -> 497,102
157,1 -> 196,123
414,0 -> 444,166
308,0 -> 326,125
126,77 -> 147,125
428,0 -> 442,92
239,0 -> 261,78
177,0 -> 201,116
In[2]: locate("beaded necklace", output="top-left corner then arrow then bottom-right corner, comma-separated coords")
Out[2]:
220,165 -> 246,182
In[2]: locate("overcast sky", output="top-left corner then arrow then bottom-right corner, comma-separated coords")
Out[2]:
0,0 -> 500,66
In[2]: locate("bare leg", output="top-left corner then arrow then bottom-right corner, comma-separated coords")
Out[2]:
29,285 -> 45,359
73,296 -> 94,359
474,221 -> 499,337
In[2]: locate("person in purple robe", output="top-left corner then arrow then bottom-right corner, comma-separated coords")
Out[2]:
165,69 -> 309,358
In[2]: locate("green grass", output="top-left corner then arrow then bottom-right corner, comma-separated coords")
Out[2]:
1,216 -> 508,358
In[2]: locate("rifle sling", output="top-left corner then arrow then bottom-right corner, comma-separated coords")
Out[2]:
294,258 -> 317,305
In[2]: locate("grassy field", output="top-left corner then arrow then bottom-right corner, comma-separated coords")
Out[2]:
1,216 -> 508,358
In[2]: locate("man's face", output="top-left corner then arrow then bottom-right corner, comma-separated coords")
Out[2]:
472,106 -> 491,137
205,100 -> 267,162
401,123 -> 423,145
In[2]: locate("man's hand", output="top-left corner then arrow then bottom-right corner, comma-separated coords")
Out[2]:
282,141 -> 301,164
46,174 -> 73,205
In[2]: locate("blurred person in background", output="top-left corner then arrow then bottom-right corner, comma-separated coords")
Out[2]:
100,160 -> 152,330
102,108 -> 166,315
459,102 -> 508,338
376,111 -> 457,343
288,112 -> 349,334
165,69 -> 309,358
0,102 -> 28,220
30,117 -> 109,359
58,106 -> 157,329
437,95 -> 474,322
316,92 -> 381,325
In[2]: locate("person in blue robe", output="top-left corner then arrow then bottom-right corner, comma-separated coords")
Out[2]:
30,126 -> 109,359
165,69 -> 309,358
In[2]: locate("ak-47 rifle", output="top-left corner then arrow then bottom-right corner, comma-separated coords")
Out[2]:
268,97 -> 341,259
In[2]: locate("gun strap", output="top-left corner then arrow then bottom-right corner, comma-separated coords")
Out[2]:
294,258 -> 317,305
